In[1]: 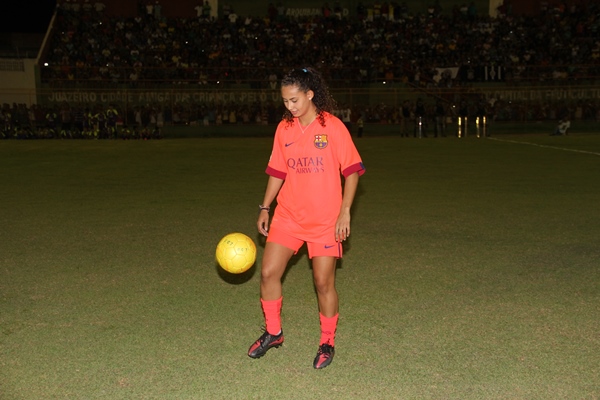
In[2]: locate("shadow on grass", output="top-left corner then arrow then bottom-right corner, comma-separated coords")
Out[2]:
216,262 -> 257,284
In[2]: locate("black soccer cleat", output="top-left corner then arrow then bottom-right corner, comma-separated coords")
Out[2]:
248,330 -> 284,358
313,343 -> 335,369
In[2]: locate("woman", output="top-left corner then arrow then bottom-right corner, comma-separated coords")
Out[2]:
248,67 -> 365,369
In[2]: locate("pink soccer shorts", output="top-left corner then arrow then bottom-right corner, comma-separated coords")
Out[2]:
267,226 -> 343,259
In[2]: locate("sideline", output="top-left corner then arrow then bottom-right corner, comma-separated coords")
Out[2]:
488,137 -> 600,157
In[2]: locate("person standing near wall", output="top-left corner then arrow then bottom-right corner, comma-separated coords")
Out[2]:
434,101 -> 446,137
400,100 -> 411,137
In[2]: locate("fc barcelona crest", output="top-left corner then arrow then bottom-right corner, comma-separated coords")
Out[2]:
314,134 -> 328,149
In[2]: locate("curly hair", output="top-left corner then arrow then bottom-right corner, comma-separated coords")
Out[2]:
280,67 -> 337,127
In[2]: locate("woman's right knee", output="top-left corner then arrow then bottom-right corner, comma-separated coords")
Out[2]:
260,243 -> 294,281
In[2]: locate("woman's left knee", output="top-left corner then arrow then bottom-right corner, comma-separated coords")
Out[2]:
313,273 -> 335,293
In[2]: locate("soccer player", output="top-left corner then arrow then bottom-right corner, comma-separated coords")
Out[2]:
248,67 -> 365,369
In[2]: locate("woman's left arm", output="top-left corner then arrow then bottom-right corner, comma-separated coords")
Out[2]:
335,172 -> 359,242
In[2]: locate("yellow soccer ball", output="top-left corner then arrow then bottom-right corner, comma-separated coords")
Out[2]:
215,233 -> 257,274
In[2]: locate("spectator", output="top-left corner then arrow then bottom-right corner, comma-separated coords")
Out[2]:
434,101 -> 447,137
550,117 -> 570,136
42,2 -> 600,87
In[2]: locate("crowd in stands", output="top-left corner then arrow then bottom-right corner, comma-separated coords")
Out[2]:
2,96 -> 599,139
41,1 -> 600,87
0,100 -> 291,139
0,102 -> 163,139
6,1 -> 597,138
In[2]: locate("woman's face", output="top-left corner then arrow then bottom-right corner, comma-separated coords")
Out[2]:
281,84 -> 315,119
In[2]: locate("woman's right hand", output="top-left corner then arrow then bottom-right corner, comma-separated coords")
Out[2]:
257,211 -> 269,237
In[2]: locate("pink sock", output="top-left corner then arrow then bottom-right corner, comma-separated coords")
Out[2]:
261,297 -> 283,335
319,313 -> 339,346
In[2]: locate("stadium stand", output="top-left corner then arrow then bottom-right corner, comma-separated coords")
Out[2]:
40,1 -> 600,86
1,1 -> 599,138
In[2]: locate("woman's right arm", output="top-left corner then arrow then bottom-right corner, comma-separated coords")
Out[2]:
257,176 -> 284,236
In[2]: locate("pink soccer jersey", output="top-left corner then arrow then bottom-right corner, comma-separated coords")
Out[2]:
266,112 -> 365,243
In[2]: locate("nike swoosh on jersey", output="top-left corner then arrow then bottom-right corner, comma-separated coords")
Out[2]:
324,245 -> 336,249
285,142 -> 295,147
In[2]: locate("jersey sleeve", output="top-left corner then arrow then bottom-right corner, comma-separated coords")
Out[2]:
332,116 -> 365,177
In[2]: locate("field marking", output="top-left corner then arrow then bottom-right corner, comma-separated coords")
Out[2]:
488,137 -> 600,157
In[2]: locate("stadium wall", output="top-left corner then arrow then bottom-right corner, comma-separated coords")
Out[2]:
30,84 -> 600,109
65,0 -> 536,18
224,0 -> 493,17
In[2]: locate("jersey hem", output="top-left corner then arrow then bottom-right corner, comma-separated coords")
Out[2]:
266,166 -> 287,180
342,162 -> 366,178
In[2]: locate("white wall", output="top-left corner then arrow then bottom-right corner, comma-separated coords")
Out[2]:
489,0 -> 504,17
0,59 -> 38,105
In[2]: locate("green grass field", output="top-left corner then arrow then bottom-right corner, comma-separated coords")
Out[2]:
1,133 -> 599,399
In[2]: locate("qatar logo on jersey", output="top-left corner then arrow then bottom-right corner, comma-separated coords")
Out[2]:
314,134 -> 328,149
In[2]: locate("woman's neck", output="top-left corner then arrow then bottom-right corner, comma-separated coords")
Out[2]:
299,110 -> 318,126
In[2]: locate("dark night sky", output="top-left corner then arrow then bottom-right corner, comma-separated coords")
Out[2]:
2,1 -> 57,33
